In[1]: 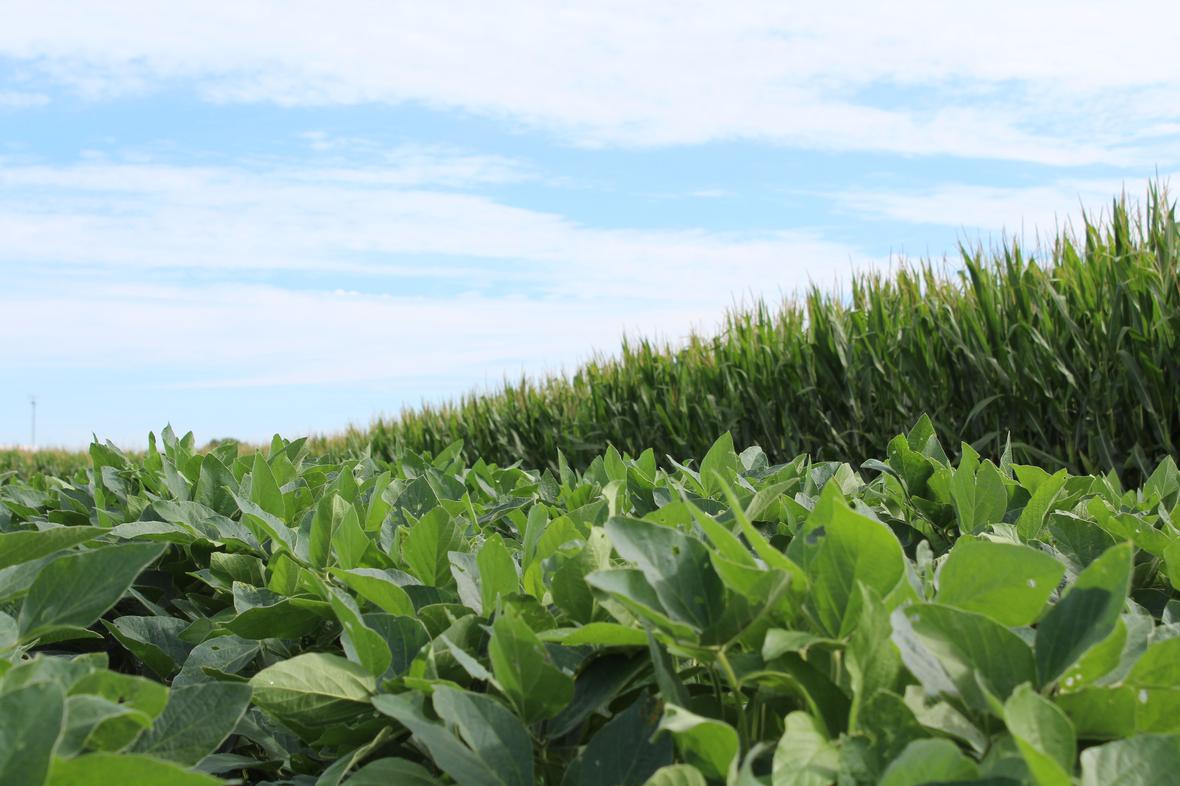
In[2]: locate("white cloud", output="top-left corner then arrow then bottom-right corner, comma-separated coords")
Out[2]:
0,158 -> 877,302
834,175 -> 1180,240
2,1 -> 1179,164
0,90 -> 49,108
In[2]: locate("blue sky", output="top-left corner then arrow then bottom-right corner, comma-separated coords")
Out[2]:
2,2 -> 1179,448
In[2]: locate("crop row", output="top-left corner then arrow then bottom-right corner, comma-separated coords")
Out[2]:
361,186 -> 1180,483
3,421 -> 1180,784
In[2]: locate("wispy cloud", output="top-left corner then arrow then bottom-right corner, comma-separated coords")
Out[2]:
833,175 -> 1180,238
0,158 -> 878,302
3,2 -> 1179,164
0,90 -> 48,108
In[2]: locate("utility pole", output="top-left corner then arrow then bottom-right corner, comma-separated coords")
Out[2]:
29,395 -> 36,450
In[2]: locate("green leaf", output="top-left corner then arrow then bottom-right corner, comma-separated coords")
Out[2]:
808,488 -> 906,637
249,653 -> 376,737
1035,542 -> 1133,685
45,753 -> 221,786
846,583 -> 901,728
951,450 -> 1007,535
562,694 -> 672,786
249,452 -> 286,520
1126,636 -> 1180,687
373,687 -> 533,786
1016,469 -> 1068,539
700,433 -> 741,496
489,607 -> 574,722
403,508 -> 462,587
643,765 -> 707,786
891,603 -> 1035,712
1080,734 -> 1180,786
18,543 -> 165,640
604,516 -> 725,633
344,757 -> 442,786
877,738 -> 980,786
658,704 -> 739,780
361,613 -> 431,677
1004,683 -> 1075,786
331,568 -> 416,617
771,711 -> 840,786
477,534 -> 519,614
131,682 -> 252,765
0,526 -> 102,570
330,588 -> 393,677
102,615 -> 192,679
0,682 -> 64,786
936,538 -> 1065,626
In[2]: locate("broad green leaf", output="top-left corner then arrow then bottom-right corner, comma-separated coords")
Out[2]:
936,538 -> 1065,626
700,432 -> 741,496
809,488 -> 905,637
225,596 -> 332,640
562,694 -> 672,786
1004,683 -> 1075,786
249,452 -> 286,520
331,568 -> 416,617
891,603 -> 1035,711
489,607 -> 574,722
951,450 -> 1007,535
1016,469 -> 1068,539
330,588 -> 393,677
846,583 -> 901,727
643,765 -> 707,786
1035,542 -> 1133,685
477,533 -> 519,614
18,543 -> 165,640
249,653 -> 376,737
333,503 -> 372,569
771,711 -> 840,786
1080,734 -> 1180,786
0,682 -> 64,786
45,753 -> 221,786
132,682 -> 252,765
0,526 -> 101,570
173,636 -> 259,687
1127,636 -> 1180,687
658,704 -> 739,780
344,757 -> 441,786
102,615 -> 192,679
67,670 -> 168,751
403,508 -> 461,587
878,738 -> 980,786
360,613 -> 430,677
373,687 -> 533,786
604,516 -> 725,633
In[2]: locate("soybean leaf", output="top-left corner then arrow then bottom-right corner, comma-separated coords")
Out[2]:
1004,683 -> 1075,786
771,711 -> 840,786
658,704 -> 739,780
808,489 -> 906,638
936,538 -> 1065,626
1080,734 -> 1180,786
1035,542 -> 1133,686
878,738 -> 980,786
604,516 -> 725,633
45,753 -> 221,786
373,687 -> 533,786
132,682 -> 253,765
562,694 -> 672,786
249,653 -> 376,738
489,606 -> 574,723
0,682 -> 64,786
18,543 -> 165,640
0,526 -> 102,570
